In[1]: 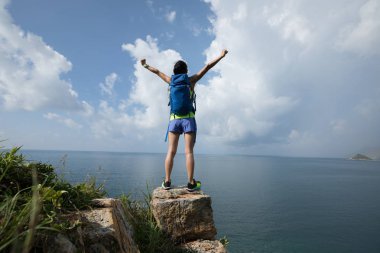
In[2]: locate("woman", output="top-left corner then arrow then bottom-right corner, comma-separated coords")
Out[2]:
140,49 -> 228,191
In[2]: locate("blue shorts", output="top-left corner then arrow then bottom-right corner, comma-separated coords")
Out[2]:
168,118 -> 197,134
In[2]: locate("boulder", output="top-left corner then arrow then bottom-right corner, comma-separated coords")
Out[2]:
151,187 -> 217,242
44,233 -> 77,253
91,198 -> 114,207
44,198 -> 140,253
181,239 -> 228,253
78,198 -> 140,253
79,204 -> 119,250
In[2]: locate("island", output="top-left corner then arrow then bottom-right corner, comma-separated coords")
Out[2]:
349,153 -> 372,160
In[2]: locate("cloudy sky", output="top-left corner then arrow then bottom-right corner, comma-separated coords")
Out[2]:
1,0 -> 379,158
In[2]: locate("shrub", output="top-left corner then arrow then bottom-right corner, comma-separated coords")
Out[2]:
120,190 -> 194,253
0,147 -> 106,252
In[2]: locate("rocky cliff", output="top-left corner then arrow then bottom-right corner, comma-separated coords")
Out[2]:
44,189 -> 226,253
44,198 -> 140,253
151,187 -> 227,253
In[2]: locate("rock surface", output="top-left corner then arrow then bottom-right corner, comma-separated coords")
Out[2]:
44,233 -> 77,253
151,187 -> 217,242
80,198 -> 140,253
43,198 -> 140,253
181,240 -> 228,253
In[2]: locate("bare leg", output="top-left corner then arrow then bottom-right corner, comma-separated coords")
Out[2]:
164,132 -> 180,182
184,132 -> 196,183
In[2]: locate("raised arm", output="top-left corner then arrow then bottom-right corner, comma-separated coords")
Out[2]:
189,49 -> 228,87
140,59 -> 171,84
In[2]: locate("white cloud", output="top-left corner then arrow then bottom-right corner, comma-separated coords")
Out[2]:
121,36 -> 180,128
93,32 -> 296,147
39,0 -> 376,157
199,1 -> 297,145
287,129 -> 317,146
0,0 -> 87,112
43,113 -> 82,129
9,0 -> 375,157
330,119 -> 347,134
282,129 -> 326,156
81,101 -> 94,117
288,129 -> 301,141
337,0 -> 380,55
88,36 -> 180,140
146,2 -> 177,24
199,0 -> 380,156
99,72 -> 118,96
189,25 -> 203,37
263,3 -> 312,45
165,11 -> 176,23
183,13 -> 205,37
146,0 -> 153,10
162,31 -> 175,40
355,97 -> 380,119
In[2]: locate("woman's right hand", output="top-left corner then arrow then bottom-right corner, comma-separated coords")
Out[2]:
221,49 -> 228,57
140,59 -> 146,66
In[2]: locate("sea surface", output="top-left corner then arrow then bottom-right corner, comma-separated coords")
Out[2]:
21,150 -> 380,253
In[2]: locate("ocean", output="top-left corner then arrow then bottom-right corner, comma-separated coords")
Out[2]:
21,150 -> 380,253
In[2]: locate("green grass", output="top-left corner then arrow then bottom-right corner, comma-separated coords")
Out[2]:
0,146 -> 223,252
120,186 -> 195,253
0,147 -> 106,252
120,188 -> 229,253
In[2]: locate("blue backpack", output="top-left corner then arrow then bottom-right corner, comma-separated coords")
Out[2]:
168,74 -> 196,116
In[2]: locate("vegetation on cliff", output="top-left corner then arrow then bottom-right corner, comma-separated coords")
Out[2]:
0,147 -> 193,252
0,147 -> 106,252
121,191 -> 194,253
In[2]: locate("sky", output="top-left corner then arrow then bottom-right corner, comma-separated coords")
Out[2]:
1,0 -> 379,158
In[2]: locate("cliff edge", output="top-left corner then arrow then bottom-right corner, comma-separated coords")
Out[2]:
44,198 -> 140,253
151,187 -> 227,253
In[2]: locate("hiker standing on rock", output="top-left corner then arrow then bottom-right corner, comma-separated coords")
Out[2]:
140,49 -> 228,191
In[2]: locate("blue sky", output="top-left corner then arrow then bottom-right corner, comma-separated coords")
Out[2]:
6,0 -> 213,103
1,0 -> 380,158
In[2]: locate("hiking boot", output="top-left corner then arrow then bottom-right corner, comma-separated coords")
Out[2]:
187,179 -> 201,192
162,180 -> 171,190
